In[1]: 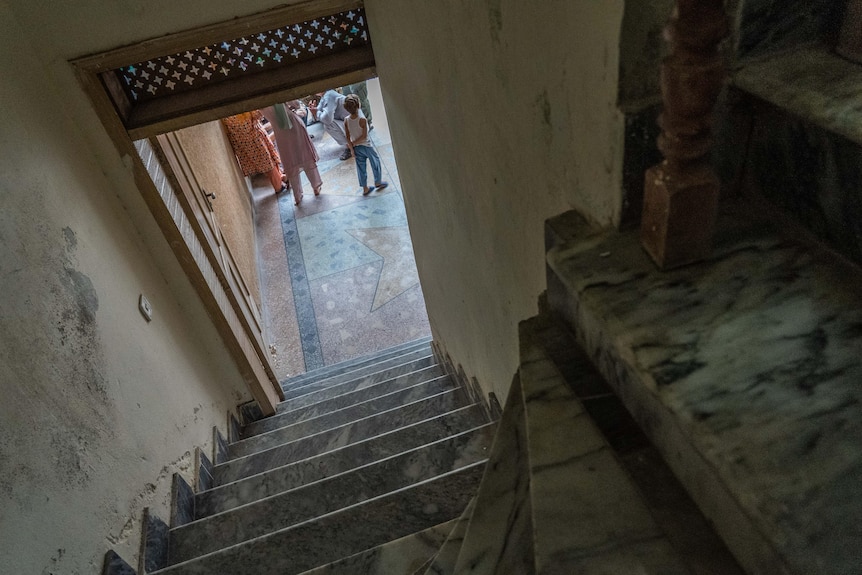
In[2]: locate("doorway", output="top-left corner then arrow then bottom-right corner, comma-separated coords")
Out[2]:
157,78 -> 431,382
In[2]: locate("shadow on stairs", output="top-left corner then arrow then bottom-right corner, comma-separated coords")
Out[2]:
104,337 -> 496,574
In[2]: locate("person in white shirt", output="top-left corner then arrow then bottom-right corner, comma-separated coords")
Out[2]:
343,94 -> 388,196
308,90 -> 352,160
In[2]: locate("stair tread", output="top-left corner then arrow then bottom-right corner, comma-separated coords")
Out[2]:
246,364 -> 445,437
280,337 -> 432,389
214,390 -> 470,485
197,406 -> 491,517
282,347 -> 435,398
230,379 -> 457,458
296,519 -> 457,575
154,463 -> 485,575
543,206 -> 861,574
170,426 -> 494,563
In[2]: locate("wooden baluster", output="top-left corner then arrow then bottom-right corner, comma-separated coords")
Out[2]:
640,0 -> 729,269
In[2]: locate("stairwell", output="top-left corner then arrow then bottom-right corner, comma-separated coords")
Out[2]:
101,200 -> 862,575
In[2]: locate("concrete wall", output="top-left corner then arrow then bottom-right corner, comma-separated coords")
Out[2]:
0,0 -> 298,571
367,0 -> 626,403
176,122 -> 262,307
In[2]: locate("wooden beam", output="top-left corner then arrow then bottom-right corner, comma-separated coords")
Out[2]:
125,46 -> 376,138
70,0 -> 364,72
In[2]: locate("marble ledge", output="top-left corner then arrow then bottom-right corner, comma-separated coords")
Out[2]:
545,204 -> 862,575
733,44 -> 862,147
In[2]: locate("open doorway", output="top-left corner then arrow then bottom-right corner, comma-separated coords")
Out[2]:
168,78 -> 431,382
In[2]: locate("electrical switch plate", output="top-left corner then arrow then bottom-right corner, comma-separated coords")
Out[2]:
139,294 -> 153,322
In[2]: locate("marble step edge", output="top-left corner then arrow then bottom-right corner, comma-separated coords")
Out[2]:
216,389 -> 466,472
420,496 -> 476,575
263,363 -> 446,428
295,519 -> 459,575
232,375 -> 456,452
280,336 -> 432,390
168,426 -> 496,562
541,212 -> 862,575
279,356 -> 439,411
517,317 -> 693,574
152,461 -> 487,575
189,422 -> 496,526
282,344 -> 434,396
199,404 -> 491,514
280,352 -> 437,405
246,365 -> 446,438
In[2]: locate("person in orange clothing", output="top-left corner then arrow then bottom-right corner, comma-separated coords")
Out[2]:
221,110 -> 285,194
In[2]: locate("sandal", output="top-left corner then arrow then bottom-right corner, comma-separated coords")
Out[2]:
294,192 -> 304,206
362,186 -> 375,196
374,181 -> 389,191
313,185 -> 322,196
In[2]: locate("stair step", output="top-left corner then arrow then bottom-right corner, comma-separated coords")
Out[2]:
518,318 -> 695,574
170,426 -> 494,563
246,365 -> 445,437
154,463 -> 485,575
452,376 -> 536,575
197,405 -> 490,517
296,520 -> 457,575
214,390 -> 467,485
281,336 -> 432,390
283,347 -> 435,398
421,497 -> 475,575
231,376 -> 456,457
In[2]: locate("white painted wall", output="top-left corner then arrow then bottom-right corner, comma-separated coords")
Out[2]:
0,0 -> 631,570
0,0 -> 302,571
367,0 -> 626,403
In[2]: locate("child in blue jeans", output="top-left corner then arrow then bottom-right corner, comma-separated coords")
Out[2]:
343,94 -> 388,196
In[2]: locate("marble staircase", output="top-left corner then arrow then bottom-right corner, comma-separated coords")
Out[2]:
104,336 -> 497,575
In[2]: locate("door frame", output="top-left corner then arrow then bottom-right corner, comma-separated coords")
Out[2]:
71,0 -> 376,415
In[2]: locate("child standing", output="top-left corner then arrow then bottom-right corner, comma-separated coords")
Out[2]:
343,94 -> 388,196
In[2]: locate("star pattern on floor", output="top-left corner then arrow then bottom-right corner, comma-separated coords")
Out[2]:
347,226 -> 420,310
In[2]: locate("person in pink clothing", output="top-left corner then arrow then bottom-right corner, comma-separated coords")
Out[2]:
261,100 -> 322,206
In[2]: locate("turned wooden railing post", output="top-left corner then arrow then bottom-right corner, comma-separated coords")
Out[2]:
640,0 -> 729,269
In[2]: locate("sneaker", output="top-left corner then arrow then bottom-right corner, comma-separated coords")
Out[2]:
339,149 -> 352,161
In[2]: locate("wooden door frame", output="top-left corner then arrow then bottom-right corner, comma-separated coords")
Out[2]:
71,0 -> 376,415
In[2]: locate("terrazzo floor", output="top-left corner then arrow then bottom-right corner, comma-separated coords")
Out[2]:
253,79 -> 431,381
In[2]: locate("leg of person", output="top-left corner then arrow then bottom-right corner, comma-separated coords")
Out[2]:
269,165 -> 285,194
349,81 -> 372,125
303,163 -> 323,195
322,119 -> 351,159
354,146 -> 372,195
286,166 -> 304,205
367,147 -> 388,190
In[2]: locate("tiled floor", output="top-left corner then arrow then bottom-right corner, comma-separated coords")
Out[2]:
254,79 -> 431,381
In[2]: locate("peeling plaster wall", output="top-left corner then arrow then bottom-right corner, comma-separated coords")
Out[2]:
0,0 -> 302,572
366,0 -> 626,404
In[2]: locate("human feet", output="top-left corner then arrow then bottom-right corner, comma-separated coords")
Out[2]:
362,186 -> 375,196
339,148 -> 352,161
373,181 -> 389,191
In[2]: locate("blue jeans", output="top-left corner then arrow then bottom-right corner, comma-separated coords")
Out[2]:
353,145 -> 381,187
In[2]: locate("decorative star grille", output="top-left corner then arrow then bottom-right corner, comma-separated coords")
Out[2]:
114,8 -> 369,103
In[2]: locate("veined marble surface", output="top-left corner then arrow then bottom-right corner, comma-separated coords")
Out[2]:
452,377 -> 535,574
157,464 -> 485,575
215,390 -> 465,484
519,318 -> 690,574
198,406 -> 489,516
250,365 -> 444,436
275,355 -> 437,416
279,336 -> 431,390
172,426 -> 493,563
546,208 -> 862,575
423,497 -> 475,574
298,520 -> 457,575
281,351 -> 436,401
231,377 -> 455,457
